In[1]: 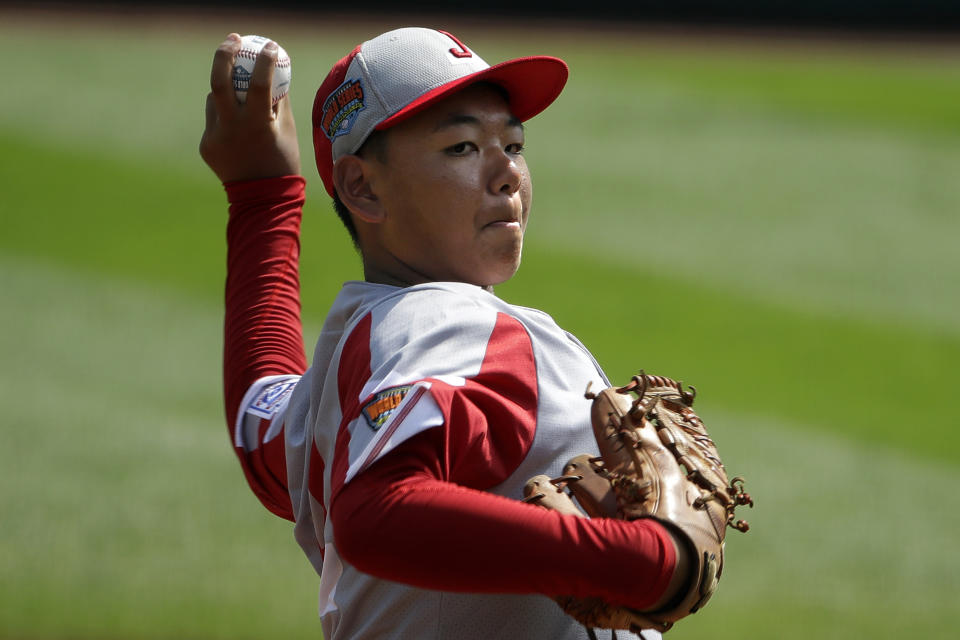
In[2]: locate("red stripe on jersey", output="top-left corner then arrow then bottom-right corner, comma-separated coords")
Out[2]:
426,312 -> 538,488
330,310 -> 537,506
329,313 -> 373,505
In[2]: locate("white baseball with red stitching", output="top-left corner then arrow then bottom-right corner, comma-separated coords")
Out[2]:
232,35 -> 291,104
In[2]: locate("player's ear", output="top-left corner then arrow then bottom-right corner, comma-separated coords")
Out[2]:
333,155 -> 383,223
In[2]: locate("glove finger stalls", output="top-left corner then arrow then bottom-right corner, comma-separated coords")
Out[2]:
589,387 -> 641,477
523,475 -> 584,517
562,454 -> 619,518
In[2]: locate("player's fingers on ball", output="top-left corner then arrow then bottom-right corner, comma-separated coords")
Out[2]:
210,33 -> 240,90
247,40 -> 278,115
210,33 -> 241,115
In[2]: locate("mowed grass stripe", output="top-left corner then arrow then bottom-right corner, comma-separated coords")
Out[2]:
2,258 -> 957,639
553,39 -> 960,136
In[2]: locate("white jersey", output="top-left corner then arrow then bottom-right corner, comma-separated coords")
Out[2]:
235,281 -> 660,640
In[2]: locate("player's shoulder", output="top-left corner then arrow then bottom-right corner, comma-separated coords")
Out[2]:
363,282 -> 520,347
334,281 -> 543,351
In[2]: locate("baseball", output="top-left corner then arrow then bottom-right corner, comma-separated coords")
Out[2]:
232,34 -> 291,104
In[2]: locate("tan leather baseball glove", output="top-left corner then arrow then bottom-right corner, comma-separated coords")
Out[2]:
523,373 -> 753,636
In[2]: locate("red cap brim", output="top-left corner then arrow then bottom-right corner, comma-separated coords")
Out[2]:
375,55 -> 568,131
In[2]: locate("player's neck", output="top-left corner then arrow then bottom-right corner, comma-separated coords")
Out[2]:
362,259 -> 494,293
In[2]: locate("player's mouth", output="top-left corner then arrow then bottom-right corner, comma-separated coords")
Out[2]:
482,209 -> 524,230
485,220 -> 521,229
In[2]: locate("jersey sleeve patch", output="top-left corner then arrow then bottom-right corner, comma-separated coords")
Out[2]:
236,374 -> 302,450
361,384 -> 412,431
344,381 -> 444,485
248,377 -> 299,420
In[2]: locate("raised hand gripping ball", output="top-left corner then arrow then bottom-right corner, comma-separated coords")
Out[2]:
232,35 -> 291,104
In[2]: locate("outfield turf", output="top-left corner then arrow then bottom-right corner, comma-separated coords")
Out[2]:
1,9 -> 958,639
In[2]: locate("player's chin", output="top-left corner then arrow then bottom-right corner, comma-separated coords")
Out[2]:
477,245 -> 524,287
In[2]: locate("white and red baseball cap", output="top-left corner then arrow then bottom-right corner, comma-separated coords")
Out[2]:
312,27 -> 569,197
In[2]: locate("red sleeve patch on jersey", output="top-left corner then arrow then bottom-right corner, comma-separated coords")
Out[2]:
427,312 -> 538,489
330,313 -> 373,506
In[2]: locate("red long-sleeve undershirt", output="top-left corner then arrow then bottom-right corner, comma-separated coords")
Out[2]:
222,176 -> 677,611
224,176 -> 308,428
334,427 -> 677,610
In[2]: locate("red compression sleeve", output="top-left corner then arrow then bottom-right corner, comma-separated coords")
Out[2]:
223,175 -> 308,428
332,428 -> 677,610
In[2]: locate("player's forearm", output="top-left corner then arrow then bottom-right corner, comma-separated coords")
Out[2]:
332,429 -> 677,610
223,175 -> 308,427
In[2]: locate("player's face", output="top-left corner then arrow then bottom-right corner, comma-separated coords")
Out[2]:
368,84 -> 532,288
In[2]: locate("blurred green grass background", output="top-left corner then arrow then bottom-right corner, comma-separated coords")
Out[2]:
1,8 -> 958,639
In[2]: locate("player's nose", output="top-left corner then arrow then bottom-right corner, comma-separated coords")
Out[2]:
489,152 -> 523,196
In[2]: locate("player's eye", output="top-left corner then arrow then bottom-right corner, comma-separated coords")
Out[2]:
506,142 -> 525,154
446,141 -> 476,155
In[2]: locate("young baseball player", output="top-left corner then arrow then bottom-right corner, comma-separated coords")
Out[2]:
200,27 -> 691,640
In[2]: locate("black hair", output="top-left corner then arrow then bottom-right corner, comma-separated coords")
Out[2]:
331,192 -> 359,248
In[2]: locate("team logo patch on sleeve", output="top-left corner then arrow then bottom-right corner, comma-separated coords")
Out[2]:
248,379 -> 298,420
321,78 -> 365,140
361,385 -> 412,431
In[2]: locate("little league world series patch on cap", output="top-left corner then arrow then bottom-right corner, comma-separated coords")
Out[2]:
311,27 -> 569,197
